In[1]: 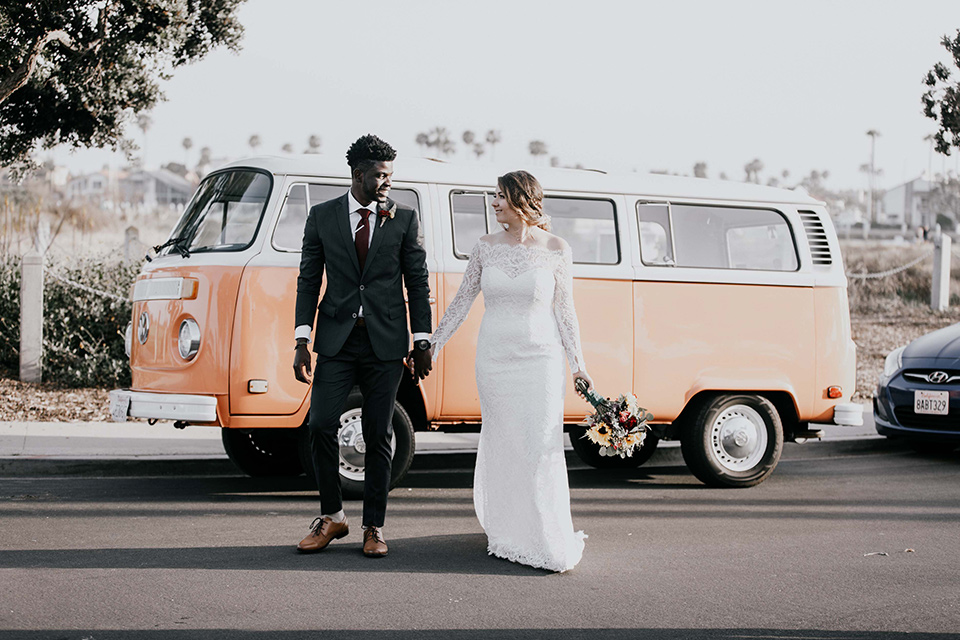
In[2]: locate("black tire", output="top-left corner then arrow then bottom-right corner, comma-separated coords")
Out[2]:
681,394 -> 783,488
297,389 -> 416,500
569,427 -> 660,469
221,428 -> 303,477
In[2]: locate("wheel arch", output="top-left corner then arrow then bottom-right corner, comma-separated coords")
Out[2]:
670,388 -> 798,438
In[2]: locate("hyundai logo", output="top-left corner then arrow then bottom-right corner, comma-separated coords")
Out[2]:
926,371 -> 949,384
137,312 -> 150,344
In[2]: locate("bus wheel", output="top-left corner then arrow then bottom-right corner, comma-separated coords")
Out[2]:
681,394 -> 783,488
569,427 -> 660,469
298,390 -> 416,500
221,428 -> 303,477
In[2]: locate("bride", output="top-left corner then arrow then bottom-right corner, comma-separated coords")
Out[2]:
429,170 -> 593,572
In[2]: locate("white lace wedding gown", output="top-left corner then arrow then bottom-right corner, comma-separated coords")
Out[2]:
431,240 -> 587,572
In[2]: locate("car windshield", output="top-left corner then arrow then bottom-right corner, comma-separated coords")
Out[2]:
162,170 -> 271,255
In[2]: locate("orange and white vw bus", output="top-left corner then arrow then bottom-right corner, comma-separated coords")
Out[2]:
110,155 -> 862,490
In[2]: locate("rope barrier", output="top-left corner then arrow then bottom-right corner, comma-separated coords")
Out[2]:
48,272 -> 129,304
845,247 -> 935,280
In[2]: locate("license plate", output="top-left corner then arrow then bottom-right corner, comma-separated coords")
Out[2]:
914,390 -> 948,415
110,392 -> 131,422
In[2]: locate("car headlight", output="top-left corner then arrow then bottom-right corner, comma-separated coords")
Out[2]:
124,322 -> 133,357
178,318 -> 201,360
883,345 -> 906,377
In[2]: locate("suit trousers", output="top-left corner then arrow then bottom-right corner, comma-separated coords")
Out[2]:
307,324 -> 404,527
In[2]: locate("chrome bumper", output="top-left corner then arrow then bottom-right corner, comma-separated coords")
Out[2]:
833,402 -> 864,426
109,389 -> 218,423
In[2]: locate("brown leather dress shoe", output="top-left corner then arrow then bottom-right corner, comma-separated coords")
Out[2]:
297,516 -> 349,553
362,526 -> 388,557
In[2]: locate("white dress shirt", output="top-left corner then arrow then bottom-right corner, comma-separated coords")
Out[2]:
295,190 -> 430,344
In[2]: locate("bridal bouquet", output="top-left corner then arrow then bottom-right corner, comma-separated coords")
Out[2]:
575,379 -> 653,458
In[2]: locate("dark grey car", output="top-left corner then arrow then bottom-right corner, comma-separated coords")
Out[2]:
874,322 -> 960,446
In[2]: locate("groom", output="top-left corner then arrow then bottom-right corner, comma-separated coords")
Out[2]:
292,134 -> 433,557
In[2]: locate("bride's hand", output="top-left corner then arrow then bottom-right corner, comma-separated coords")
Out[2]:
573,370 -> 593,398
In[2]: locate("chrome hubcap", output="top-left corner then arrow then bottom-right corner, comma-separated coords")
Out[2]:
337,408 -> 397,482
710,404 -> 768,472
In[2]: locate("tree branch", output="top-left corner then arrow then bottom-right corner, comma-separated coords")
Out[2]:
0,29 -> 100,106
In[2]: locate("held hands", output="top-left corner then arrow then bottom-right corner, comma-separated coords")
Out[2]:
573,370 -> 594,399
293,341 -> 312,384
406,346 -> 433,381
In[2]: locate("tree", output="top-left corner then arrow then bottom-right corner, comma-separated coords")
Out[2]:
306,134 -> 321,154
528,140 -> 548,162
427,127 -> 455,156
865,130 -> 881,222
486,129 -> 502,159
693,162 -> 707,178
248,134 -> 261,153
473,143 -> 485,160
415,132 -> 429,152
281,143 -> 294,154
922,29 -> 960,155
462,130 -> 475,145
182,136 -> 193,167
926,175 -> 960,226
744,158 -> 764,183
0,0 -> 246,173
136,113 -> 152,168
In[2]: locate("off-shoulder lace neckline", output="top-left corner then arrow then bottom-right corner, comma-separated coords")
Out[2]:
477,239 -> 565,255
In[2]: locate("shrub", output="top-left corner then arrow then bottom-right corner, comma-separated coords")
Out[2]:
0,254 -> 139,388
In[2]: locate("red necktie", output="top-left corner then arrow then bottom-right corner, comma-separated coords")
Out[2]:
355,208 -> 372,271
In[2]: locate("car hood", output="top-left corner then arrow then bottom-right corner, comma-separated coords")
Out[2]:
903,322 -> 960,364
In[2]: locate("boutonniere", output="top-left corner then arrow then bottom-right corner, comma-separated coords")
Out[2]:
377,202 -> 396,228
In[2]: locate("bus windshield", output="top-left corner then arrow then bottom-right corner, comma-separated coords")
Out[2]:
161,170 -> 271,255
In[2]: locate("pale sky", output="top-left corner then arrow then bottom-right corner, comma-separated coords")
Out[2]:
50,0 -> 960,191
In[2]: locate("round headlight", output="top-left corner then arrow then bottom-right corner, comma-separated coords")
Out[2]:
124,322 -> 133,357
882,345 -> 906,377
178,319 -> 201,360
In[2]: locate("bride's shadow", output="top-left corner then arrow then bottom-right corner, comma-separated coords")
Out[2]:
0,533 -> 553,577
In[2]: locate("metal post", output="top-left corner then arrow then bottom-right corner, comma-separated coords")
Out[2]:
19,250 -> 43,382
931,230 -> 951,311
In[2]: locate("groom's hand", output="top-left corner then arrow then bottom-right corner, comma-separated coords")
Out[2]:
293,340 -> 313,384
409,348 -> 433,381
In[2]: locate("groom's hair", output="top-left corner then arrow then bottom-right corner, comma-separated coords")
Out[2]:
346,134 -> 397,172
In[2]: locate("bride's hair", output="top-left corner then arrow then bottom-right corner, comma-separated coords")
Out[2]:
498,171 -> 551,231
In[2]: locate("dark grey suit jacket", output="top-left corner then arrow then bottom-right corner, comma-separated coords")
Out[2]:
295,193 -> 432,361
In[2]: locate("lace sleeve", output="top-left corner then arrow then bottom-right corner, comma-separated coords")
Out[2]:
553,245 -> 587,373
431,242 -> 483,359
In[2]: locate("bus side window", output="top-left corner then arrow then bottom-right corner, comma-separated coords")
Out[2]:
638,203 -> 675,266
451,192 -> 488,258
273,184 -> 308,251
544,196 -> 619,264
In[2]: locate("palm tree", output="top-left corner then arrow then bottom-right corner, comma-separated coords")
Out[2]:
136,113 -> 152,168
486,130 -> 502,160
306,135 -> 321,154
528,140 -> 548,163
463,130 -> 476,145
197,146 -> 212,177
693,162 -> 707,178
415,133 -> 429,153
428,127 -> 455,156
473,143 -> 485,160
248,134 -> 262,154
744,158 -> 764,183
281,143 -> 294,154
182,137 -> 193,168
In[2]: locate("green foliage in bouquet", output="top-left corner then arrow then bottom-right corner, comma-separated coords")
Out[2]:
0,255 -> 138,388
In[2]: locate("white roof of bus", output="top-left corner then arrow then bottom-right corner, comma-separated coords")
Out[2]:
219,155 -> 822,206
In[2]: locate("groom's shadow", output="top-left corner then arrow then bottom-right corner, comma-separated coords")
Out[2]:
0,533 -> 553,577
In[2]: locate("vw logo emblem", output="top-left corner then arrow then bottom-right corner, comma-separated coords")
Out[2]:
137,312 -> 150,344
927,371 -> 949,384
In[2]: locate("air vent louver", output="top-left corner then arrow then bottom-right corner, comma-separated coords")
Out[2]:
798,210 -> 832,265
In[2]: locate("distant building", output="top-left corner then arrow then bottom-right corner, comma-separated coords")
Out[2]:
121,168 -> 193,208
881,176 -> 934,228
66,168 -> 123,204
